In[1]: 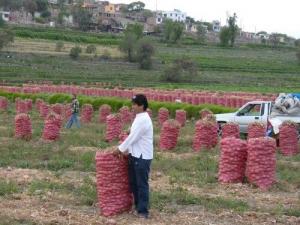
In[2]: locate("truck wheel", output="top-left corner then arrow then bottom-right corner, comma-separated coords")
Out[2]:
217,122 -> 226,137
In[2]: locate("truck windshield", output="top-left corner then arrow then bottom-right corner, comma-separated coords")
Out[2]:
238,104 -> 261,116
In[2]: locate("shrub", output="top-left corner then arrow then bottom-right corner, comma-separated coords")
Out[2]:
136,38 -> 155,70
69,46 -> 82,59
296,48 -> 300,64
55,41 -> 64,52
86,44 -> 97,54
100,49 -> 111,60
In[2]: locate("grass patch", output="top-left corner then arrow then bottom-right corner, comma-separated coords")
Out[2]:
28,180 -> 73,195
74,177 -> 97,206
0,180 -> 20,196
153,151 -> 218,187
0,216 -> 37,225
151,187 -> 250,212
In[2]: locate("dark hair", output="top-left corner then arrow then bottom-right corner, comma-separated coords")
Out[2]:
132,94 -> 148,111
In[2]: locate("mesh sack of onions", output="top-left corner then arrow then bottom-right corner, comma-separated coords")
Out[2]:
279,121 -> 299,156
246,137 -> 276,190
105,114 -> 122,142
119,106 -> 132,124
199,108 -> 213,119
222,123 -> 240,139
0,96 -> 8,110
95,149 -> 133,216
39,103 -> 50,119
35,98 -> 44,111
119,131 -> 129,144
175,110 -> 187,127
159,119 -> 181,150
81,104 -> 94,123
99,104 -> 111,123
64,104 -> 72,120
218,138 -> 247,183
16,100 -> 28,114
42,113 -> 62,141
15,113 -> 32,141
158,107 -> 169,126
193,120 -> 218,151
25,99 -> 32,111
51,103 -> 64,116
247,122 -> 266,140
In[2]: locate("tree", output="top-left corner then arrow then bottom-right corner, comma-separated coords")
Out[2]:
125,23 -> 144,40
86,44 -> 96,54
196,24 -> 207,43
295,39 -> 300,47
72,7 -> 92,31
69,46 -> 82,59
296,49 -> 300,64
161,57 -> 198,82
24,0 -> 37,19
0,0 -> 23,11
127,1 -> 145,12
269,33 -> 281,48
227,13 -> 238,46
119,33 -> 137,62
0,16 -> 5,28
219,27 -> 231,47
163,19 -> 184,43
36,0 -> 48,12
0,29 -> 14,50
136,38 -> 155,70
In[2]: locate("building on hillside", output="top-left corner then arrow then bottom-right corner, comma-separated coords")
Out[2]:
212,20 -> 221,32
156,9 -> 186,24
0,11 -> 10,22
104,3 -> 116,14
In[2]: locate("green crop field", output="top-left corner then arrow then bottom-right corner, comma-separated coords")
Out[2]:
0,100 -> 299,224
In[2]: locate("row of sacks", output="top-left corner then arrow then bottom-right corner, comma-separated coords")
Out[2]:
2,84 -> 276,108
219,137 -> 276,190
221,121 -> 299,156
14,112 -> 63,141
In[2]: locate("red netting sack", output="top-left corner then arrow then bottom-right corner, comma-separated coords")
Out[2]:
222,123 -> 240,139
25,99 -> 32,111
99,104 -> 111,123
279,121 -> 299,156
175,110 -> 187,127
35,98 -> 44,111
105,114 -> 122,142
199,108 -> 213,119
51,103 -> 64,116
218,138 -> 247,183
119,131 -> 129,143
42,113 -> 62,141
81,104 -> 94,123
95,150 -> 133,217
119,106 -> 132,124
0,96 -> 8,110
16,99 -> 29,114
246,137 -> 276,190
40,103 -> 50,119
193,120 -> 218,151
158,107 -> 169,126
15,113 -> 32,141
247,122 -> 266,140
159,119 -> 181,150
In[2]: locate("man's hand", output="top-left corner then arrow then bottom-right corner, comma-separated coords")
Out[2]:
112,148 -> 124,159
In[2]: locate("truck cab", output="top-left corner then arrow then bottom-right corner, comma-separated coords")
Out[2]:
216,101 -> 272,133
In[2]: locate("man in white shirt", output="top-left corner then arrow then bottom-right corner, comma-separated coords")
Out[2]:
114,94 -> 153,219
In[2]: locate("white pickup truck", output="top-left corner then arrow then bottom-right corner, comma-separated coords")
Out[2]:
215,101 -> 300,134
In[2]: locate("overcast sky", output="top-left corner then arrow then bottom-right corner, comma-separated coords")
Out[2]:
108,0 -> 300,38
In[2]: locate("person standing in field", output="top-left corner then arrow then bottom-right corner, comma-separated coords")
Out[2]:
65,94 -> 80,128
114,94 -> 153,219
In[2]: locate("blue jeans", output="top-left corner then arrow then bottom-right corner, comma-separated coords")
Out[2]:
128,154 -> 151,217
65,113 -> 80,128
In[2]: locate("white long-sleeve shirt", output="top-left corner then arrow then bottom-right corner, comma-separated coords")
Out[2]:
118,112 -> 153,160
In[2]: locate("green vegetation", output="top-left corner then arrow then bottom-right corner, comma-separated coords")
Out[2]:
69,46 -> 82,59
0,180 -> 19,196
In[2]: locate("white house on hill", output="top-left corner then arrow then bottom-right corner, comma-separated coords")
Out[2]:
156,9 -> 186,24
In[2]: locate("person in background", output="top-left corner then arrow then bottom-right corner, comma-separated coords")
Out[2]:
114,94 -> 153,219
65,94 -> 80,129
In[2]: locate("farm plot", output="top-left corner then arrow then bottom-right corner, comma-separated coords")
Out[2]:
0,98 -> 299,225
